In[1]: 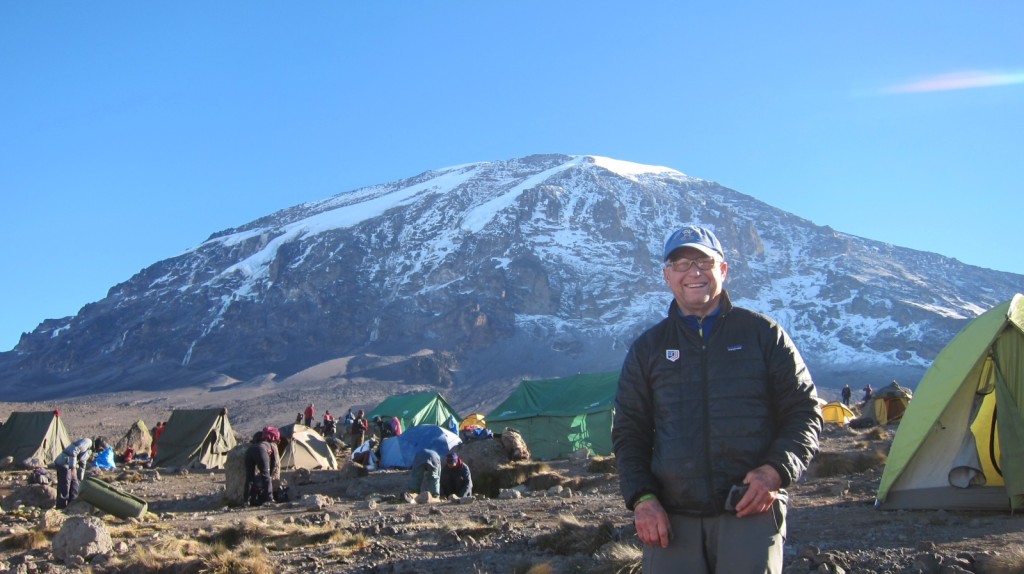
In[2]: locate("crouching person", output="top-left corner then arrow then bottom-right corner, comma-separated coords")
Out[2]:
54,436 -> 107,510
408,449 -> 441,497
440,452 -> 472,500
244,426 -> 281,506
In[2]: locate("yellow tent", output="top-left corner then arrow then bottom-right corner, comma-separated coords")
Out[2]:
822,402 -> 855,427
459,413 -> 487,430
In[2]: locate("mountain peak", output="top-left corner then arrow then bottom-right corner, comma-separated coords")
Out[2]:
2,154 -> 1020,403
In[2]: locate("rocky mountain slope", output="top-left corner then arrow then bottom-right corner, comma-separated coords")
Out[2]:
2,154 -> 1020,404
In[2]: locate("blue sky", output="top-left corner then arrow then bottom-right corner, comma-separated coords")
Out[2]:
2,2 -> 1022,352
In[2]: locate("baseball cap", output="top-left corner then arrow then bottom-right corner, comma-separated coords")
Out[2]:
446,452 -> 460,465
663,225 -> 724,261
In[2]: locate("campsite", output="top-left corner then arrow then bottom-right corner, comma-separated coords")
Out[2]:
1,405 -> 1022,573
0,294 -> 1023,572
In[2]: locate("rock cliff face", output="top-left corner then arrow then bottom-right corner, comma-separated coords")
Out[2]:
1,154 -> 1020,401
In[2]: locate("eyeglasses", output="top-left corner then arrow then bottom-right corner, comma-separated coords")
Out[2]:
665,257 -> 717,273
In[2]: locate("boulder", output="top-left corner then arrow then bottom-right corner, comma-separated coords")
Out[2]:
52,515 -> 113,564
1,484 -> 57,510
38,509 -> 68,530
222,444 -> 249,507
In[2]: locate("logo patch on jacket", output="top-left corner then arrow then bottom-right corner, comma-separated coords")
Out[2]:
666,350 -> 680,362
728,345 -> 743,351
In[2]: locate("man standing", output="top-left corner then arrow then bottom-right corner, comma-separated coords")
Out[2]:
841,384 -> 852,406
323,410 -> 336,438
349,409 -> 369,451
613,225 -> 821,574
303,403 -> 315,427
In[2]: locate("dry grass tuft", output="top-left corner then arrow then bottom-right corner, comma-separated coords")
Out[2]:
198,518 -> 349,552
861,427 -> 889,441
524,563 -> 557,574
594,542 -> 643,574
811,450 -> 887,478
525,472 -> 568,491
268,522 -> 348,551
200,518 -> 275,548
114,470 -> 149,483
203,540 -> 274,574
111,536 -> 207,573
587,455 -> 617,473
534,515 -> 616,555
976,545 -> 1024,574
108,519 -> 356,573
321,531 -> 371,559
474,461 -> 551,497
2,528 -> 50,551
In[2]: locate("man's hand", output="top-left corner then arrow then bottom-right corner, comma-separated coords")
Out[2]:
634,497 -> 672,548
734,464 -> 782,518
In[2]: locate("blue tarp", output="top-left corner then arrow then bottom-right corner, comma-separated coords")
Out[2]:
93,447 -> 116,470
379,425 -> 461,469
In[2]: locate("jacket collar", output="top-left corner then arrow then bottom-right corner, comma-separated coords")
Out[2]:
666,289 -> 733,320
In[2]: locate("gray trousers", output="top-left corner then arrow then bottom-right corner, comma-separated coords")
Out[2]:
643,501 -> 786,574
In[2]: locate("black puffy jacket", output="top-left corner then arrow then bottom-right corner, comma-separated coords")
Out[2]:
613,291 -> 821,516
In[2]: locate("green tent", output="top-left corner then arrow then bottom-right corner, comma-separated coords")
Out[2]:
487,372 -> 618,460
368,392 -> 460,434
0,411 -> 72,465
153,408 -> 237,469
877,294 -> 1024,511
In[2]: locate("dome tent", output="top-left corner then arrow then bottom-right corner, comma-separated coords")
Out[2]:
379,425 -> 461,469
279,424 -> 337,470
877,294 -> 1024,511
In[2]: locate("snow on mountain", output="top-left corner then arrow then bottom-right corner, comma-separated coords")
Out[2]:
1,153 -> 1021,403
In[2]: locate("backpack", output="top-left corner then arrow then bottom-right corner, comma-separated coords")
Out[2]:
29,468 -> 52,485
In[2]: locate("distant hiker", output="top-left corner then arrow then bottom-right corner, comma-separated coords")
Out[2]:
841,385 -> 852,406
54,436 -> 107,510
440,452 -> 473,499
323,410 -> 337,438
343,408 -> 355,435
304,403 -> 315,427
295,412 -> 303,425
350,409 -> 369,450
863,384 -> 873,402
408,449 -> 441,496
613,224 -> 820,573
150,422 -> 165,461
244,426 -> 281,507
373,415 -> 401,439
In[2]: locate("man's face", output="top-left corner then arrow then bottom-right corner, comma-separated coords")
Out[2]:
662,247 -> 728,318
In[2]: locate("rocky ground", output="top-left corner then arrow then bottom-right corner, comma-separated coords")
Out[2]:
1,398 -> 1023,574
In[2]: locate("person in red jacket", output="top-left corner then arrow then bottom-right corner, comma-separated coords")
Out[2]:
303,403 -> 315,427
150,421 -> 165,461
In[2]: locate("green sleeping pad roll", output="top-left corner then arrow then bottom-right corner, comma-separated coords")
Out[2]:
78,476 -> 148,519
